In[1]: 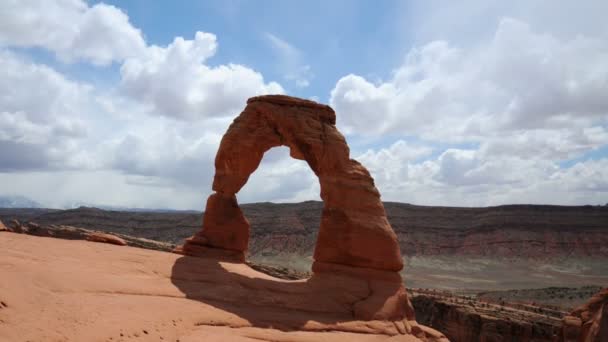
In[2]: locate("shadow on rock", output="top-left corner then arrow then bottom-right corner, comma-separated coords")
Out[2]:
170,254 -> 408,332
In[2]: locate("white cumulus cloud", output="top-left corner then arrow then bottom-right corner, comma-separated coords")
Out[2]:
121,32 -> 284,119
0,50 -> 97,171
331,18 -> 608,142
0,0 -> 146,65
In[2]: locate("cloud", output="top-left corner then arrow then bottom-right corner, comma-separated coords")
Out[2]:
1,1 -> 607,209
0,50 -> 96,172
479,127 -> 608,161
104,121 -> 225,190
333,14 -> 608,207
0,26 -> 286,207
357,144 -> 608,207
402,0 -> 608,45
0,170 -> 205,210
0,1 -> 286,186
0,0 -> 145,65
0,45 -> 291,207
239,147 -> 320,203
331,18 -> 608,144
121,32 -> 284,120
265,33 -> 312,88
357,140 -> 433,186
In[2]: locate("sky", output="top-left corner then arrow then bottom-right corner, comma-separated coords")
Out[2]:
0,0 -> 607,209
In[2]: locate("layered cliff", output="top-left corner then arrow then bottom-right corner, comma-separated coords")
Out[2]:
410,290 -> 563,342
2,202 -> 606,260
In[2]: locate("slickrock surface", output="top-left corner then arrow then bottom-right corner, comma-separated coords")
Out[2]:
182,95 -> 403,272
3,219 -> 311,280
559,288 -> 608,342
0,233 -> 445,342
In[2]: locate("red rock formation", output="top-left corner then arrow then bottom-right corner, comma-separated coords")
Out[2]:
559,288 -> 608,342
0,219 -> 7,231
181,95 -> 403,272
177,95 -> 418,324
86,232 -> 127,246
8,219 -> 23,233
4,220 -> 134,248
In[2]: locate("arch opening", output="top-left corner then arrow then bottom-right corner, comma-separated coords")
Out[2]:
238,146 -> 320,204
238,146 -> 321,274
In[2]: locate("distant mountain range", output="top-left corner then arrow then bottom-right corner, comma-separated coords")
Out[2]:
0,195 -> 42,208
64,203 -> 199,213
0,195 -> 197,213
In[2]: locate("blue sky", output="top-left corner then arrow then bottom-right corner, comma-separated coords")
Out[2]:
75,1 -> 405,100
0,0 -> 607,209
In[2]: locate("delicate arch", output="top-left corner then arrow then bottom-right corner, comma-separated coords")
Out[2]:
182,95 -> 403,272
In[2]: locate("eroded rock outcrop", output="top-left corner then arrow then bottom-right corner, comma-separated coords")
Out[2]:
3,220 -> 165,250
559,288 -> 608,342
85,232 -> 127,246
181,95 -> 403,272
176,96 -> 429,331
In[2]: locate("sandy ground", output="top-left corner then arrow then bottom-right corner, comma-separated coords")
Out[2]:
0,233 -> 431,342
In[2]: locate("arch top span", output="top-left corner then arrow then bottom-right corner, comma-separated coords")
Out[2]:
181,95 -> 404,273
248,94 -> 336,114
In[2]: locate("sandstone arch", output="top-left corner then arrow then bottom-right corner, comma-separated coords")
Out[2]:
182,95 -> 403,272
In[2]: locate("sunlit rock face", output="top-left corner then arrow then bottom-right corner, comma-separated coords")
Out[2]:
181,95 -> 403,272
